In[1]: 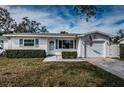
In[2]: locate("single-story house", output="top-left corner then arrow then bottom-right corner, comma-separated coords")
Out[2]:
1,31 -> 114,58
0,36 -> 7,48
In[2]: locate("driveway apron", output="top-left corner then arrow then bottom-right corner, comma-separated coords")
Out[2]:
86,58 -> 124,80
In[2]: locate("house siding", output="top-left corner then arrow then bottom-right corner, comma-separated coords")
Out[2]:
80,33 -> 110,57
5,37 -> 78,56
3,40 -> 9,49
6,37 -> 48,51
3,32 -> 117,58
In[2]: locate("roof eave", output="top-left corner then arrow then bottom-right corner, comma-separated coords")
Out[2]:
3,34 -> 77,38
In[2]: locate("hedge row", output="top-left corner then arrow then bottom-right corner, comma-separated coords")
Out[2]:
6,50 -> 46,58
62,51 -> 77,59
120,44 -> 124,58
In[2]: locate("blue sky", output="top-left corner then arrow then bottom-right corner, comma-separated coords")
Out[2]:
1,5 -> 124,35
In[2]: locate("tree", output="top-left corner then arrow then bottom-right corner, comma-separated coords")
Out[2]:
0,7 -> 17,34
112,29 -> 124,44
112,36 -> 120,44
30,20 -> 40,32
117,29 -> 124,39
15,17 -> 35,33
41,26 -> 48,33
15,17 -> 48,33
74,5 -> 103,21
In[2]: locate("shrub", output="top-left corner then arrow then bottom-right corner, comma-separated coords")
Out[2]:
5,49 -> 46,58
120,44 -> 124,58
62,51 -> 77,59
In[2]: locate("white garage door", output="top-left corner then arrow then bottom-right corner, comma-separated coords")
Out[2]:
86,41 -> 105,57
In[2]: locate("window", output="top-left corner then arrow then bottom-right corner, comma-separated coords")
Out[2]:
63,40 -> 73,49
58,40 -> 74,49
24,39 -> 34,46
19,39 -> 39,47
93,34 -> 97,39
0,47 -> 3,49
74,40 -> 76,49
0,40 -> 3,43
19,39 -> 23,47
35,39 -> 39,47
59,40 -> 62,48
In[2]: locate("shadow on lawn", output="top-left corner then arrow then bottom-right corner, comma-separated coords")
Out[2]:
32,62 -> 124,87
0,60 -> 124,87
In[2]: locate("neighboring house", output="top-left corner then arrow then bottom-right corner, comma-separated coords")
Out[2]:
2,31 -> 119,58
118,38 -> 124,44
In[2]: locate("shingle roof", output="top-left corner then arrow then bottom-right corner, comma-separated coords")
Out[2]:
3,32 -> 82,38
118,38 -> 124,42
78,31 -> 111,38
2,31 -> 111,38
3,32 -> 81,36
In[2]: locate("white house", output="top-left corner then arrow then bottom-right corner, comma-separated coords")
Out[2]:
0,36 -> 7,48
1,31 -> 119,58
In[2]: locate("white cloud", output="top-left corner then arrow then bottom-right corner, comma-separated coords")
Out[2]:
1,5 -> 124,35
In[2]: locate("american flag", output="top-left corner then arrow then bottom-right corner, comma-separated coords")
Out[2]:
87,34 -> 93,46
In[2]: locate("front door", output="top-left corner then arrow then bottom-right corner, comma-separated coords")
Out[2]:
49,41 -> 54,55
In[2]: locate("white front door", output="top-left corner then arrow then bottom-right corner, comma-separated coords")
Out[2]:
86,41 -> 105,57
49,41 -> 55,55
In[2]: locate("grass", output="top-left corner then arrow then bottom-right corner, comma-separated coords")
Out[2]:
0,56 -> 124,87
112,57 -> 124,61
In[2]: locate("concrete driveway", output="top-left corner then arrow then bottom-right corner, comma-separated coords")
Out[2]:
86,58 -> 124,80
43,55 -> 84,62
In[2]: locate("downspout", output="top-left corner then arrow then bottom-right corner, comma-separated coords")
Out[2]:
84,41 -> 87,58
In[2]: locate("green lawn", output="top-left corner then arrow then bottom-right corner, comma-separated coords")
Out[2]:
113,57 -> 124,61
0,57 -> 124,87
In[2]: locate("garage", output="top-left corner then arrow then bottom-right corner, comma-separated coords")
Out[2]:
85,41 -> 105,57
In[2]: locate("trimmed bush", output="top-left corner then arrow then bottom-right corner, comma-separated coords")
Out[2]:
5,50 -> 46,58
62,51 -> 77,59
120,44 -> 124,58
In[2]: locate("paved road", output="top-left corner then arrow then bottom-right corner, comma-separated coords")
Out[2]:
86,58 -> 124,80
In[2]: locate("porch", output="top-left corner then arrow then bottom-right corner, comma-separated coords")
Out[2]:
47,38 -> 78,56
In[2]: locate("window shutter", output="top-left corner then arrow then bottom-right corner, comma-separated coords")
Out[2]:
19,39 -> 23,47
75,40 -> 76,49
35,39 -> 39,47
56,39 -> 58,49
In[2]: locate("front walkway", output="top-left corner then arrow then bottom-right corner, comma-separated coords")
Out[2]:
86,58 -> 124,80
43,55 -> 84,62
